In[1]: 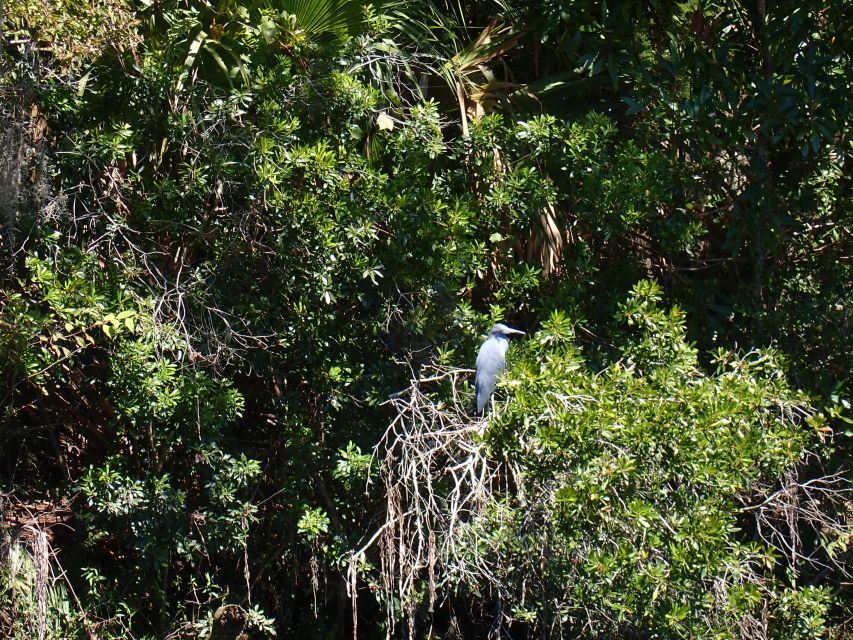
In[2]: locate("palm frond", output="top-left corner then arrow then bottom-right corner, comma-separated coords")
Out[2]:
267,0 -> 365,39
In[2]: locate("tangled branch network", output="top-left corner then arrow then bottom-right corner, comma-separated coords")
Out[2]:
348,363 -> 516,638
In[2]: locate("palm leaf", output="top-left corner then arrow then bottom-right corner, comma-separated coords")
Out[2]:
267,0 -> 365,40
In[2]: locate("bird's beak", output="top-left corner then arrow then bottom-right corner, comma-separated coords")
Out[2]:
506,328 -> 525,335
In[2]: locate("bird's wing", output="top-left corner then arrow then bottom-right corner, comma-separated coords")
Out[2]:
475,339 -> 507,412
475,372 -> 494,413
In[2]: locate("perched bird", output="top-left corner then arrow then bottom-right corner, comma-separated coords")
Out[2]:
475,323 -> 525,413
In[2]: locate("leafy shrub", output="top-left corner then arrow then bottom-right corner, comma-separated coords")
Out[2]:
368,283 -> 846,639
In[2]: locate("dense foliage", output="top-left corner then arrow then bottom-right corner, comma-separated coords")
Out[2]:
1,0 -> 850,638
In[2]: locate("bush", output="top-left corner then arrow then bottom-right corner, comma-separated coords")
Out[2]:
366,282 -> 848,638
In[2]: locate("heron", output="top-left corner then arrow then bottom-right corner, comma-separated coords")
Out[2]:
475,323 -> 525,413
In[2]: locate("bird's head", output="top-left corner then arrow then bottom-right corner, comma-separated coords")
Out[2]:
489,323 -> 525,338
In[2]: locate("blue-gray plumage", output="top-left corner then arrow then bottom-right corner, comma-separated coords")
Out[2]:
475,323 -> 525,413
